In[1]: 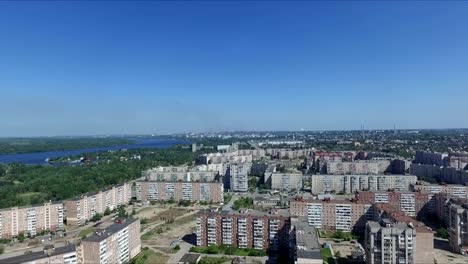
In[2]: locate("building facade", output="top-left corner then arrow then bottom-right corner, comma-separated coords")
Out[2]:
228,163 -> 250,192
0,245 -> 77,264
412,183 -> 468,198
435,193 -> 468,254
135,181 -> 223,203
79,218 -> 141,264
0,202 -> 64,238
64,183 -> 132,226
270,172 -> 303,191
357,191 -> 433,217
310,175 -> 417,194
289,198 -> 373,232
196,209 -> 290,251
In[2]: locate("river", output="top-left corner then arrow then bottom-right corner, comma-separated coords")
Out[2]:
0,138 -> 189,165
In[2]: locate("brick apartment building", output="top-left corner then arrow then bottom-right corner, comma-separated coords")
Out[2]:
79,218 -> 141,264
196,209 -> 290,251
366,204 -> 434,264
412,182 -> 468,198
135,181 -> 223,203
0,201 -> 64,238
357,191 -> 433,217
64,182 -> 132,226
289,197 -> 373,232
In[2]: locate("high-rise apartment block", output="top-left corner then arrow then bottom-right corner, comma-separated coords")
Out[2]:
0,202 -> 64,238
435,193 -> 468,254
227,163 -> 250,192
366,204 -> 434,264
64,183 -> 132,226
196,209 -> 290,251
412,183 -> 468,198
414,151 -> 448,166
143,166 -> 219,182
270,172 -> 303,191
289,198 -> 373,232
310,175 -> 417,194
290,218 -> 323,264
79,218 -> 141,264
135,181 -> 223,203
357,191 -> 433,217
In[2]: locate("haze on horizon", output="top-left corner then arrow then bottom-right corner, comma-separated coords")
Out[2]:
1,2 -> 468,137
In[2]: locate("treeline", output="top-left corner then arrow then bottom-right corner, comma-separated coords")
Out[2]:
0,148 -> 196,208
0,137 -> 135,154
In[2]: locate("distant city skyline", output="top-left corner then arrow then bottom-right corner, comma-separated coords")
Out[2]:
1,2 -> 468,137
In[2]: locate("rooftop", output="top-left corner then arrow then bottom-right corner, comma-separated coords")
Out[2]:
293,219 -> 322,260
0,245 -> 76,264
82,218 -> 138,242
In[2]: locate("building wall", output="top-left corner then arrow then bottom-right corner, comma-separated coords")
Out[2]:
64,183 -> 132,226
0,202 -> 64,238
310,175 -> 417,194
196,211 -> 290,251
80,219 -> 141,264
270,173 -> 303,191
135,181 -> 223,203
290,199 -> 372,232
357,191 -> 432,217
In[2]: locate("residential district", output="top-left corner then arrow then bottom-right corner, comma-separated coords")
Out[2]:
1,131 -> 468,264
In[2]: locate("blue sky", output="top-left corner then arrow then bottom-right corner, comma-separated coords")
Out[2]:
1,2 -> 468,136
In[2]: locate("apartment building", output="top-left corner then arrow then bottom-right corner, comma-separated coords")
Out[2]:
326,161 -> 383,175
434,193 -> 468,254
289,198 -> 373,232
64,183 -> 132,226
290,218 -> 322,264
143,166 -> 220,182
79,218 -> 141,264
448,152 -> 468,170
412,182 -> 468,198
135,181 -> 223,203
196,209 -> 290,251
266,148 -> 313,160
227,163 -> 251,192
357,191 -> 433,217
414,150 -> 448,166
198,152 -> 253,165
237,149 -> 267,158
410,163 -> 468,185
366,205 -> 434,264
0,245 -> 77,264
0,202 -> 64,238
310,175 -> 417,194
270,172 -> 303,191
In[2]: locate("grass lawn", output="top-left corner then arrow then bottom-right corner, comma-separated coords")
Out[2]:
321,248 -> 334,264
130,248 -> 169,264
78,227 -> 95,239
199,256 -> 232,264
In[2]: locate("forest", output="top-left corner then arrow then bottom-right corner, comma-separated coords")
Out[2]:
0,148 -> 196,208
0,137 -> 135,154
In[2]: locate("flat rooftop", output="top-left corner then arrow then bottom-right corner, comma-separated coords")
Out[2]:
0,245 -> 76,264
293,219 -> 322,260
82,218 -> 138,242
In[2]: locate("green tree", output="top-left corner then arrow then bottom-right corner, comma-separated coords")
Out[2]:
104,207 -> 112,216
437,227 -> 449,239
90,213 -> 103,222
117,205 -> 128,218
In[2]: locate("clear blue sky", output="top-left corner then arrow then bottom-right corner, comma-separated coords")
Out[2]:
1,1 -> 467,136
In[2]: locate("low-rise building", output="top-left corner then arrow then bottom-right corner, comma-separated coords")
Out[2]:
196,209 -> 290,251
79,218 -> 141,264
0,245 -> 77,264
0,202 -> 64,238
64,183 -> 132,226
135,181 -> 223,203
310,174 -> 417,194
